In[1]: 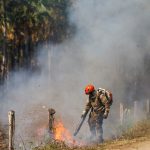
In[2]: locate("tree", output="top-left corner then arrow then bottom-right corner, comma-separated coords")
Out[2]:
0,0 -> 73,84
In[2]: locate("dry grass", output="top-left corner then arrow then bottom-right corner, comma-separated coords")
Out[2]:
33,119 -> 150,150
121,120 -> 150,139
0,124 -> 8,150
33,140 -> 99,150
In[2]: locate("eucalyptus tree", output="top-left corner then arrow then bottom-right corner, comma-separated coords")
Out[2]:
0,0 -> 72,84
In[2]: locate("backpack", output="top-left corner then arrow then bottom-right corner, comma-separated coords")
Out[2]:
97,88 -> 113,106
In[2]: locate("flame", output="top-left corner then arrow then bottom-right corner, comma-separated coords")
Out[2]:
54,119 -> 84,146
54,119 -> 73,144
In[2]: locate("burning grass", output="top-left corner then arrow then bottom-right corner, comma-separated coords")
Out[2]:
54,119 -> 73,143
33,119 -> 150,150
52,118 -> 84,146
33,140 -> 102,150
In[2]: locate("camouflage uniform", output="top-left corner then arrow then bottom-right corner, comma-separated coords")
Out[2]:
83,88 -> 111,142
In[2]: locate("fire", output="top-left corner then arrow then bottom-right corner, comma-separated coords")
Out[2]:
54,119 -> 84,146
54,119 -> 73,144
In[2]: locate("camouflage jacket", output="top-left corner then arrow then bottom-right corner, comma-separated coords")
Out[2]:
84,88 -> 112,116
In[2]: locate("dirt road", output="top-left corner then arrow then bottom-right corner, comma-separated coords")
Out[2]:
101,137 -> 150,150
123,140 -> 150,150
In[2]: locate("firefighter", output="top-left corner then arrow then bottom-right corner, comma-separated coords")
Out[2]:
81,84 -> 113,143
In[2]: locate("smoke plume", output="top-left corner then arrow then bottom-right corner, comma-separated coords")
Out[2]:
0,0 -> 150,147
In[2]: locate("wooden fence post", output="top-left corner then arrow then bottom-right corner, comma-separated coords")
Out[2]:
134,101 -> 138,122
8,110 -> 15,150
120,103 -> 124,126
146,99 -> 150,118
48,108 -> 55,138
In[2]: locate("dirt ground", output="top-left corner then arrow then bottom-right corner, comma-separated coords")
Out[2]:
122,140 -> 150,150
101,137 -> 150,150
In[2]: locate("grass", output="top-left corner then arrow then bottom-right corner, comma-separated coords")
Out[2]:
121,119 -> 150,139
33,140 -> 99,150
33,119 -> 150,150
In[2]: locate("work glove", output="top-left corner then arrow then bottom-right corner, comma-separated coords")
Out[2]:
81,110 -> 86,118
103,111 -> 108,119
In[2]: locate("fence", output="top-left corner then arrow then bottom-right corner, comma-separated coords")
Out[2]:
119,99 -> 150,126
7,100 -> 150,149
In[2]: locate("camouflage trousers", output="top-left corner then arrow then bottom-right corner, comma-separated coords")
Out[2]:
88,112 -> 104,143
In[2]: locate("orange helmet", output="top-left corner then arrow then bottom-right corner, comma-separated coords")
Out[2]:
85,84 -> 95,95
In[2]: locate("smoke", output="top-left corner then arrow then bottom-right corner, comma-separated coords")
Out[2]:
70,0 -> 150,104
0,0 -> 150,147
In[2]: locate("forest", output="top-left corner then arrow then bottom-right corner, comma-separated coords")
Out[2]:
0,0 -> 72,85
